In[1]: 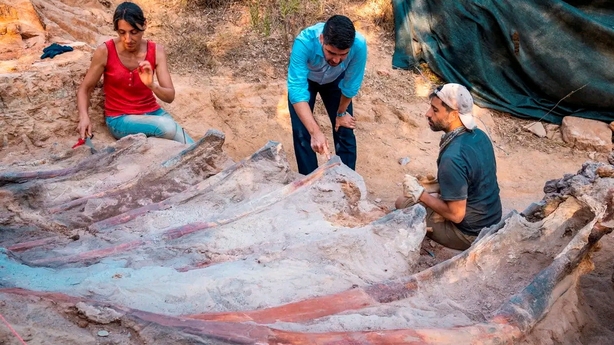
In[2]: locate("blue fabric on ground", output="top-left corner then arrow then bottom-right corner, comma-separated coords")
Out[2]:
41,43 -> 74,59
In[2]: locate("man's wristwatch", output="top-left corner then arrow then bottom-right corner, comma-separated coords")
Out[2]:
336,111 -> 347,117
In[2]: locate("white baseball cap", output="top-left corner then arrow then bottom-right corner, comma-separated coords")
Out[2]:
434,83 -> 477,130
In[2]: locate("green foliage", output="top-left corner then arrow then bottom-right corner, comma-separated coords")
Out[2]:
246,0 -> 325,50
158,0 -> 395,73
248,0 -> 275,37
189,0 -> 233,9
262,6 -> 272,36
279,0 -> 300,19
164,0 -> 241,11
249,0 -> 260,28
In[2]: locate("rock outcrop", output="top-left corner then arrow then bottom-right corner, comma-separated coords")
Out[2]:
0,0 -> 111,148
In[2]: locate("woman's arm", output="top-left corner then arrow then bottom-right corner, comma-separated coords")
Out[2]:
148,44 -> 175,103
76,44 -> 107,138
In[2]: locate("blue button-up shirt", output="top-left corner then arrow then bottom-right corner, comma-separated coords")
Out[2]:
287,22 -> 368,104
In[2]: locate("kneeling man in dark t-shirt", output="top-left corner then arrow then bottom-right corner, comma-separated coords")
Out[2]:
395,83 -> 502,250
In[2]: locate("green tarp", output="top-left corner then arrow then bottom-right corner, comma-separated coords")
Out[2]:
392,0 -> 614,124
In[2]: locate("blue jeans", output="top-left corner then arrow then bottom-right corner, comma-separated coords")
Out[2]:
105,108 -> 194,144
288,73 -> 357,175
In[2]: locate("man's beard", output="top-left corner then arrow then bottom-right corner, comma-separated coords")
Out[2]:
428,119 -> 446,132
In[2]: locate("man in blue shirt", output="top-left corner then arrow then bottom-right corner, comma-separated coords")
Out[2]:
287,15 -> 368,175
395,83 -> 502,250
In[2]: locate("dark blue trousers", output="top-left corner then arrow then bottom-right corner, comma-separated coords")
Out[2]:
288,74 -> 357,175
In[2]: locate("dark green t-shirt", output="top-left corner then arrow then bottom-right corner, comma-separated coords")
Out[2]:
437,128 -> 502,234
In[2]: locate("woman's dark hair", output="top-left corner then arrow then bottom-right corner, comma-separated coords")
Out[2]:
322,15 -> 356,50
113,2 -> 146,31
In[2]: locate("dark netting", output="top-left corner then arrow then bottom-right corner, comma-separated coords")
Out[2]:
392,0 -> 614,124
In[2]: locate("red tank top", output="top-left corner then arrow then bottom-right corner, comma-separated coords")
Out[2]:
103,39 -> 160,116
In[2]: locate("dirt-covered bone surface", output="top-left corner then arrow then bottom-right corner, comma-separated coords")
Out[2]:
1,135 -> 613,344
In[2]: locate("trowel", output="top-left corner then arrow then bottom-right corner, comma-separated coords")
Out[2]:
84,135 -> 98,154
72,134 -> 98,154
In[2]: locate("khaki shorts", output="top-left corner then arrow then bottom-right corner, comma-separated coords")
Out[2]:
424,206 -> 476,251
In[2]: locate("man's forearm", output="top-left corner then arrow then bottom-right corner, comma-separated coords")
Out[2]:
337,95 -> 352,114
293,101 -> 320,134
419,192 -> 465,223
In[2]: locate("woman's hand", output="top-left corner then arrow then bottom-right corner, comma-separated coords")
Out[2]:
138,60 -> 154,88
77,115 -> 92,139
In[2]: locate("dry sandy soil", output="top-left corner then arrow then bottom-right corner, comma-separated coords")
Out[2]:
1,0 -> 613,344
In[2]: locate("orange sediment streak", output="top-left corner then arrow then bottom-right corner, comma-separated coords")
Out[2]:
0,288 -> 523,345
186,288 -> 377,323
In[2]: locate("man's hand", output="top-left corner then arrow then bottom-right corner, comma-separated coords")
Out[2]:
77,115 -> 92,139
417,174 -> 440,194
335,113 -> 356,131
402,174 -> 425,206
310,129 -> 331,160
138,60 -> 154,88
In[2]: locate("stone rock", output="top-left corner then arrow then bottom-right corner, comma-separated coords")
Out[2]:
0,0 -> 112,147
588,152 -> 596,160
524,122 -> 547,138
0,51 -> 105,146
545,124 -> 560,140
0,0 -> 108,61
76,302 -> 124,324
560,116 -> 612,153
0,0 -> 46,60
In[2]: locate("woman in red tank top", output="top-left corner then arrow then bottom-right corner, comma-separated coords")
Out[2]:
76,2 -> 194,144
